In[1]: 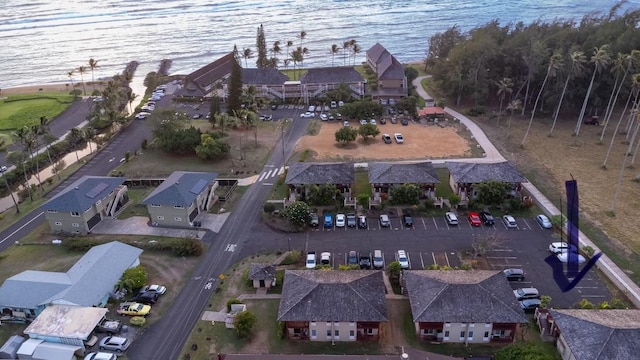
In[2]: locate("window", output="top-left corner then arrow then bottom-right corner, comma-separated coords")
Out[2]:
174,205 -> 184,209
326,330 -> 331,338
174,217 -> 182,221
485,323 -> 491,327
157,216 -> 165,220
72,223 -> 80,227
333,322 -> 339,327
483,331 -> 489,339
349,330 -> 355,339
444,330 -> 449,340
95,200 -> 102,206
349,322 -> 355,327
151,204 -> 161,208
468,331 -> 474,339
54,222 -> 62,226
459,331 -> 465,340
71,212 -> 80,217
47,210 -> 57,213
326,322 -> 331,327
84,207 -> 91,213
367,328 -> 373,335
334,330 -> 339,338
469,323 -> 475,328
311,329 -> 316,339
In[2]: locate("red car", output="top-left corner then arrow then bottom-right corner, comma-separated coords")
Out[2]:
468,212 -> 482,227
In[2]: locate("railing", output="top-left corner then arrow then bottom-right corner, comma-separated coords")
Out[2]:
216,179 -> 238,202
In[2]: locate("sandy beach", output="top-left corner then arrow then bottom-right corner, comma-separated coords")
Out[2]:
1,83 -> 76,96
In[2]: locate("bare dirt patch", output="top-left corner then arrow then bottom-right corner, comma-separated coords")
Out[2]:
296,121 -> 473,161
379,299 -> 410,354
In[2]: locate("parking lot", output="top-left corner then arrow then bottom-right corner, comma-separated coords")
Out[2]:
298,214 -> 614,309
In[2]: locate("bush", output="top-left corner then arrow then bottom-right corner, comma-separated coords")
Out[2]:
263,203 -> 276,214
281,250 -> 302,265
466,106 -> 486,116
130,316 -> 146,327
277,321 -> 286,339
582,245 -> 595,257
227,298 -> 243,312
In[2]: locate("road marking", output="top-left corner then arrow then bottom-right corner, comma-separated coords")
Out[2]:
224,244 -> 237,252
1,211 -> 44,244
431,252 -> 437,265
270,170 -> 278,178
265,164 -> 275,168
263,183 -> 273,186
265,169 -> 273,178
422,218 -> 427,230
487,256 -> 518,260
444,252 -> 451,267
432,217 -> 438,229
277,167 -> 285,175
419,253 -> 425,268
258,172 -> 267,182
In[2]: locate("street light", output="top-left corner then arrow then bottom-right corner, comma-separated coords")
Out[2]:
287,237 -> 291,252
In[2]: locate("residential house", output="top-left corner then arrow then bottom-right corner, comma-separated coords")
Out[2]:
367,162 -> 441,207
17,339 -> 82,360
366,43 -> 408,98
277,270 -> 388,342
23,305 -> 109,353
446,162 -> 527,206
403,270 -> 529,344
175,51 -> 236,98
0,241 -> 142,319
418,107 -> 446,121
285,162 -> 355,207
248,263 -> 276,289
43,176 -> 128,234
299,67 -> 365,103
141,171 -> 218,227
230,68 -> 289,102
540,309 -> 640,360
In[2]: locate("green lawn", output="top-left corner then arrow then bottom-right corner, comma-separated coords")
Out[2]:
353,169 -> 371,197
0,93 -> 74,130
435,168 -> 454,198
116,188 -> 152,219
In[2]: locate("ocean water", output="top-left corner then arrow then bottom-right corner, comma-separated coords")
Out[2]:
0,0 -> 637,88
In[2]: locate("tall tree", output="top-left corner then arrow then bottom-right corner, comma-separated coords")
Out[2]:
602,74 -> 639,168
343,41 -> 350,66
600,50 -> 640,142
67,71 -> 75,91
549,50 -> 585,136
351,42 -> 362,66
496,78 -> 513,116
7,151 -> 32,202
77,65 -> 88,95
522,51 -> 562,147
83,127 -> 96,154
349,39 -> 358,65
242,48 -> 253,68
270,40 -> 281,68
88,58 -> 99,91
330,44 -> 340,67
227,54 -> 243,115
1,172 -> 19,213
291,48 -> 303,78
298,30 -> 307,49
574,45 -> 611,137
255,25 -> 268,68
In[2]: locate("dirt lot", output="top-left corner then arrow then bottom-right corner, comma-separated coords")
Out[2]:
296,121 -> 473,161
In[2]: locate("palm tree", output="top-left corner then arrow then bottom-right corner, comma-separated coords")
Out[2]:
291,49 -> 303,79
7,151 -> 32,202
496,78 -> 514,117
351,42 -> 362,66
88,58 -> 99,91
77,66 -> 88,95
506,99 -> 521,130
242,48 -> 253,68
522,51 -> 563,147
299,47 -> 309,69
603,74 -> 640,168
127,92 -> 138,114
271,41 -> 281,58
298,31 -> 307,48
67,71 -> 75,91
600,50 -> 640,142
349,39 -> 357,65
549,50 -> 586,136
575,45 -> 611,137
43,131 -> 60,180
84,127 -> 96,153
1,172 -> 19,213
330,44 -> 340,67
283,58 -> 291,71
343,41 -> 350,66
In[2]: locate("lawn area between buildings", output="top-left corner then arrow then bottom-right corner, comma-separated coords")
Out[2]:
0,93 -> 74,131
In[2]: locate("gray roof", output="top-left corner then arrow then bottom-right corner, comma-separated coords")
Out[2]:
0,241 -> 142,309
404,270 -> 529,324
43,176 -> 126,212
241,68 -> 289,85
248,263 -> 276,281
285,162 -> 355,185
185,51 -> 235,90
446,162 -> 527,184
366,43 -> 404,81
142,171 -> 218,207
299,67 -> 365,84
277,270 -> 388,322
550,309 -> 640,360
367,43 -> 388,64
368,162 -> 440,184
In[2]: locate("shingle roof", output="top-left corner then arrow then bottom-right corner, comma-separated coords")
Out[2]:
185,52 -> 235,91
0,241 -> 142,309
285,162 -> 355,185
550,309 -> 640,360
446,162 -> 527,184
368,162 -> 440,184
277,270 -> 388,322
43,176 -> 125,212
299,67 -> 364,84
366,43 -> 404,81
241,68 -> 289,85
367,43 -> 388,64
142,171 -> 218,207
404,270 -> 528,324
248,263 -> 276,281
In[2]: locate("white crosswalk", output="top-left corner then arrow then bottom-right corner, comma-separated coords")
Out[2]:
255,166 -> 285,184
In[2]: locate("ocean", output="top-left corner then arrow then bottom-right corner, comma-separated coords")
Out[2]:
0,0 -> 638,88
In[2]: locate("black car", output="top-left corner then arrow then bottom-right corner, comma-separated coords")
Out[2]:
401,118 -> 409,126
402,215 -> 413,227
348,251 -> 358,265
359,255 -> 372,269
379,118 -> 387,124
357,215 -> 368,229
503,268 -> 525,282
134,292 -> 159,305
480,211 -> 495,225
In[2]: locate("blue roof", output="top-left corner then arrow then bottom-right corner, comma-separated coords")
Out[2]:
43,176 -> 126,212
142,171 -> 217,206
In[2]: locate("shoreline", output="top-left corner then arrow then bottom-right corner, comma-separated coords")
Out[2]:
1,83 -> 74,96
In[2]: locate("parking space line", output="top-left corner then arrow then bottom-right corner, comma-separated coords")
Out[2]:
419,253 -> 425,269
432,217 -> 438,229
444,252 -> 450,267
521,219 -> 532,230
580,295 -> 607,298
422,218 -> 427,230
432,252 -> 437,264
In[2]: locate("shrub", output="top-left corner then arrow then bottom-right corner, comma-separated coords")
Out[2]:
466,106 -> 486,116
582,245 -> 595,257
281,250 -> 302,265
263,203 -> 276,214
277,321 -> 286,339
130,316 -> 146,326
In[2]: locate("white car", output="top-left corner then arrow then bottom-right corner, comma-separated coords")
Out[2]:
135,112 -> 151,120
396,250 -> 409,269
394,133 -> 404,144
306,252 -> 317,269
370,119 -> 377,125
141,105 -> 154,112
548,242 -> 578,254
359,119 -> 368,125
150,95 -> 162,101
320,114 -> 328,121
320,252 -> 331,266
445,212 -> 458,225
300,112 -> 314,118
536,214 -> 552,229
308,105 -> 316,112
338,101 -> 344,107
0,165 -> 7,172
140,284 -> 167,295
335,213 -> 346,228
502,215 -> 517,228
84,352 -> 117,360
330,101 -> 337,108
556,252 -> 586,264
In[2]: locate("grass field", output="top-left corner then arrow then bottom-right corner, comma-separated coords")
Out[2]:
0,93 -> 74,131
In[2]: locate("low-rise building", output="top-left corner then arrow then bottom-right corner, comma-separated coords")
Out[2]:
285,162 -> 355,207
248,263 -> 276,289
446,161 -> 527,206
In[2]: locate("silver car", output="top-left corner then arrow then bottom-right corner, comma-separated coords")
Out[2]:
99,336 -> 130,352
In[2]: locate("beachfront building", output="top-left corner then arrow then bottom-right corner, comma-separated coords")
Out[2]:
366,43 -> 408,99
175,51 -> 235,98
445,161 -> 527,206
299,67 -> 365,103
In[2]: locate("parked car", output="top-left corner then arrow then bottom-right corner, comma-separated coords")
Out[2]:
380,118 -> 387,124
320,114 -> 328,121
336,113 -> 343,120
135,112 -> 151,120
369,119 -> 377,125
306,252 -> 317,269
402,215 -> 413,227
394,133 -> 404,143
396,250 -> 409,269
502,214 -> 517,228
310,212 -> 319,227
468,211 -> 482,227
308,105 -> 316,112
338,101 -> 344,107
328,115 -> 335,121
536,214 -> 553,229
359,119 -> 368,125
401,118 -> 409,126
480,211 -> 495,225
324,214 -> 333,228
95,318 -> 122,334
84,352 -> 117,360
373,250 -> 384,268
320,252 -> 331,266
379,214 -> 391,227
358,215 -> 368,229
140,284 -> 166,295
0,165 -> 7,172
260,114 -> 273,121
556,252 -> 586,264
99,336 -> 130,352
192,113 -> 202,119
271,103 -> 278,110
330,101 -> 337,108
359,255 -> 372,269
445,212 -> 459,225
390,116 -> 398,124
382,134 -> 392,144
347,213 -> 357,228
300,112 -> 314,118
520,299 -> 542,313
503,268 -> 525,282
348,251 -> 358,265
134,292 -> 158,305
343,120 -> 350,127
117,302 -> 151,317
513,288 -> 540,301
335,213 -> 346,228
548,242 -> 578,254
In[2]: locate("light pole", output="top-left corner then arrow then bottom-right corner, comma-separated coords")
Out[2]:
287,237 -> 291,252
281,120 -> 287,169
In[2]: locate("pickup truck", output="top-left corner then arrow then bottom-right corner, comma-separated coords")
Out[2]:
95,318 -> 122,334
